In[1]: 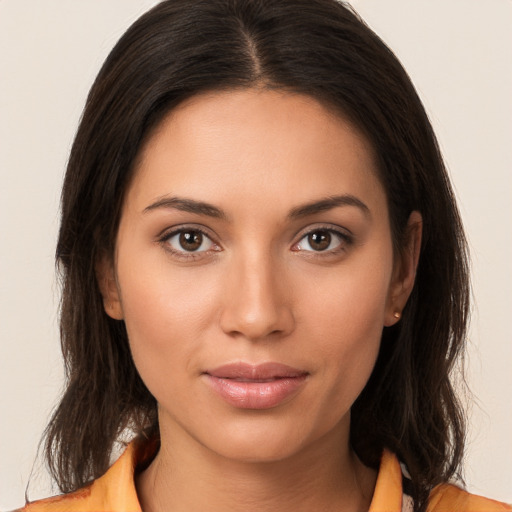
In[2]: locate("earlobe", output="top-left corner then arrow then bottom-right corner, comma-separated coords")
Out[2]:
95,255 -> 124,320
384,211 -> 422,327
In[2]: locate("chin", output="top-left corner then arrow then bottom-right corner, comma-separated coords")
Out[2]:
197,413 -> 343,465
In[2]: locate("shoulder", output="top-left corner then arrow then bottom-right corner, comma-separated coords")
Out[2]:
14,485 -> 96,512
17,477 -> 140,512
15,440 -> 146,512
427,483 -> 512,512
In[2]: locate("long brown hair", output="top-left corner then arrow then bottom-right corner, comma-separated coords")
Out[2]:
45,1 -> 469,511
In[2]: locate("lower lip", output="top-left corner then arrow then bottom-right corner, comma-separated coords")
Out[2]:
204,374 -> 308,409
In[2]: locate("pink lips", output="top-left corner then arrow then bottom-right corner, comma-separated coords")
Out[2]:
203,362 -> 308,409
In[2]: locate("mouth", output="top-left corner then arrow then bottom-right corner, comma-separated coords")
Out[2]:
203,362 -> 309,409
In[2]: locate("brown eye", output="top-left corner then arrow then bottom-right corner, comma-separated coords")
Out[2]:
164,229 -> 216,254
293,228 -> 349,254
307,230 -> 332,251
179,231 -> 203,251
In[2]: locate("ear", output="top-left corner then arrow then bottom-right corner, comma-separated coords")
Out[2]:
95,254 -> 124,320
384,211 -> 422,327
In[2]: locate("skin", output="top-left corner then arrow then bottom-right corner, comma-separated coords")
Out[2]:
99,88 -> 421,512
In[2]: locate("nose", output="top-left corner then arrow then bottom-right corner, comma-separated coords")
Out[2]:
219,253 -> 295,342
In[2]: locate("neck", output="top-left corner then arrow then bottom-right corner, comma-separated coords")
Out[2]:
136,423 -> 377,512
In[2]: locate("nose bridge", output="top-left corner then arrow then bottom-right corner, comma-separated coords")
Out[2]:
220,246 -> 294,340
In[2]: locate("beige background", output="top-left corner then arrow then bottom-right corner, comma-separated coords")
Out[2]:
1,0 -> 510,508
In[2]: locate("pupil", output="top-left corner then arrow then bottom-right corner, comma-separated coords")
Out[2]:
179,231 -> 202,251
308,231 -> 331,251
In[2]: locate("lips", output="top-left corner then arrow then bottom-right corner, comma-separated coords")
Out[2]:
203,362 -> 308,409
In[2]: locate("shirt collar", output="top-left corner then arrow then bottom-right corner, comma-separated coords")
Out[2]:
369,449 -> 405,512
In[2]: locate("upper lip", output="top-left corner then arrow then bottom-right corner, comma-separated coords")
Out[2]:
205,362 -> 308,380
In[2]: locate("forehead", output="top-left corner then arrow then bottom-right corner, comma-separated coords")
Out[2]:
126,88 -> 385,215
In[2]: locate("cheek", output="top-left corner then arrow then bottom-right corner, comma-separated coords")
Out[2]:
296,252 -> 392,404
115,249 -> 222,387
307,289 -> 384,379
298,250 -> 392,345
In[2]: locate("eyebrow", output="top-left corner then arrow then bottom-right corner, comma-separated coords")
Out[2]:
288,195 -> 370,219
143,196 -> 227,219
143,193 -> 370,220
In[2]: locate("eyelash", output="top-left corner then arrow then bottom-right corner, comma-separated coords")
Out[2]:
158,224 -> 353,261
292,226 -> 353,257
158,226 -> 221,261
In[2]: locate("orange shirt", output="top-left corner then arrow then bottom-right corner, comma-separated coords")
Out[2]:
20,440 -> 511,512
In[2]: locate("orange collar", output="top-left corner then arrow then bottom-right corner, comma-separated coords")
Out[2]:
369,449 -> 404,512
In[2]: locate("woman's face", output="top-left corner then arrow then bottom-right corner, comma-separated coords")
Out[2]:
103,88 -> 416,462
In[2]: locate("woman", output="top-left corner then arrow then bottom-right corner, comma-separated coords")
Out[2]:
16,1 -> 511,511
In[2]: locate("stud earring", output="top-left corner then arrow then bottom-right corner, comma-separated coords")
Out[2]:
393,311 -> 401,320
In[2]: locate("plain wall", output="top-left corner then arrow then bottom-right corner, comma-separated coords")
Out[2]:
1,0 -> 510,508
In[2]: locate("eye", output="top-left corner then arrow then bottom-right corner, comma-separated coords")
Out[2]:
164,229 -> 216,253
293,229 -> 349,253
